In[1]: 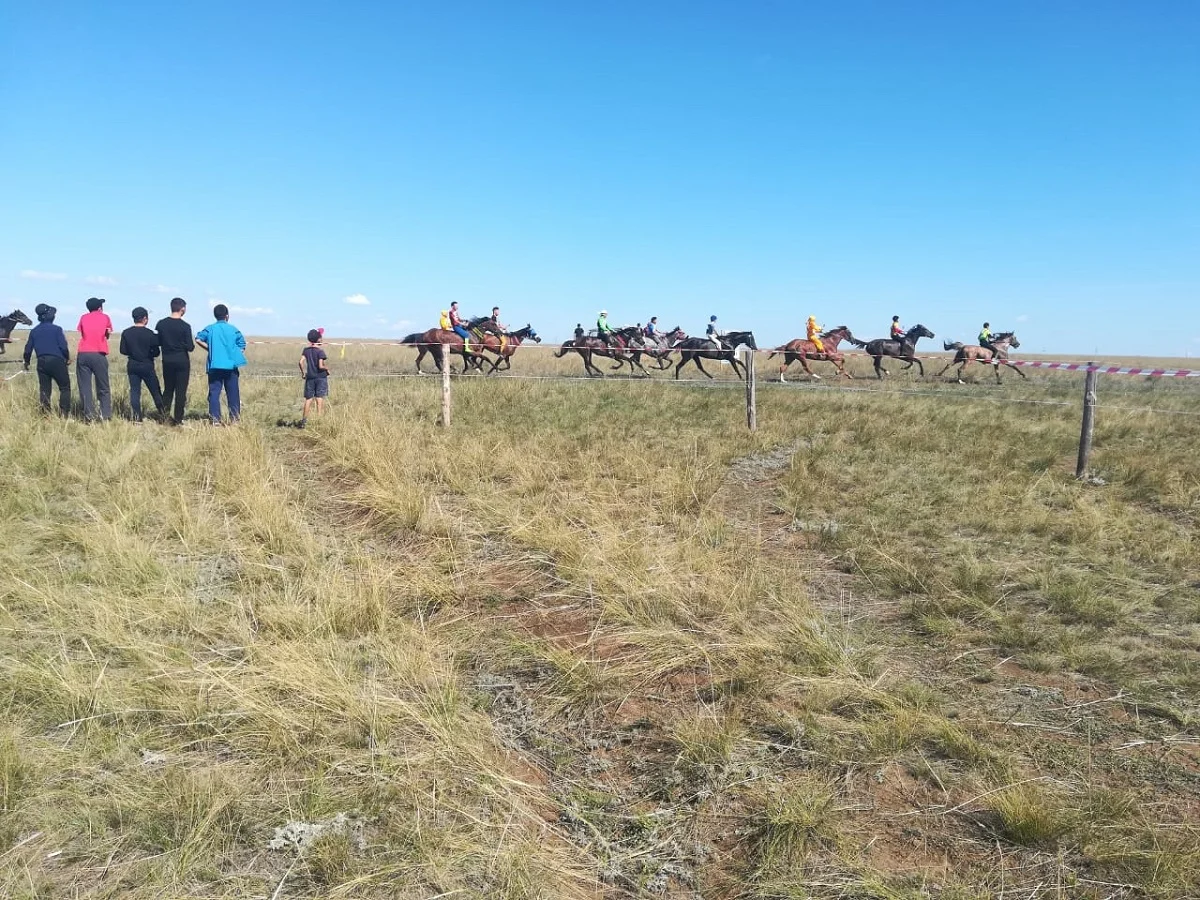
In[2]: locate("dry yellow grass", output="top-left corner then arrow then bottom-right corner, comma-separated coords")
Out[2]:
0,335 -> 1198,898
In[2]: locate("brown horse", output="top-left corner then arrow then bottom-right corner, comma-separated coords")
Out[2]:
937,332 -> 1024,383
555,326 -> 650,377
767,325 -> 864,382
479,325 -> 540,374
400,329 -> 488,374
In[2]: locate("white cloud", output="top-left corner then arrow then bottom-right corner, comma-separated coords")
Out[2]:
20,269 -> 68,281
85,275 -> 119,287
1015,314 -> 1029,323
228,305 -> 274,317
149,284 -> 174,294
343,293 -> 370,306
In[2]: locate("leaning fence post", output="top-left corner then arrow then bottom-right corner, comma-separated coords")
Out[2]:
1075,362 -> 1097,479
440,351 -> 452,427
745,349 -> 757,431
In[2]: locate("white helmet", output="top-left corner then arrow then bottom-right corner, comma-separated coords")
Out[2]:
599,310 -> 608,315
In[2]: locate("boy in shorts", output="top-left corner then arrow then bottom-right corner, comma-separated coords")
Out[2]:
298,328 -> 330,424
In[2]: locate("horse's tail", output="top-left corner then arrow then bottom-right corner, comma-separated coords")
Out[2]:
943,340 -> 963,352
848,336 -> 867,348
554,341 -> 574,357
400,333 -> 424,345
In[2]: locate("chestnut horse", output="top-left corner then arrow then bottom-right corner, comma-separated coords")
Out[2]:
555,326 -> 650,377
400,329 -> 488,374
937,332 -> 1024,383
479,325 -> 541,374
767,325 -> 864,382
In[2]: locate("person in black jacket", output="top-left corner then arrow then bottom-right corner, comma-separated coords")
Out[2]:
23,304 -> 72,415
155,297 -> 195,425
119,307 -> 166,422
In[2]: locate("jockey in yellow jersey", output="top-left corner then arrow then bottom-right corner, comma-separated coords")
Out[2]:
439,309 -> 451,330
807,315 -> 825,354
890,315 -> 904,340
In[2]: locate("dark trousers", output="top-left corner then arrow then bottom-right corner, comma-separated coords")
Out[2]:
36,356 -> 71,415
207,368 -> 241,422
76,352 -> 111,421
127,362 -> 165,421
161,356 -> 191,424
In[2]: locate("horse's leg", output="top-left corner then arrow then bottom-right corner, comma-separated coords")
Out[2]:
694,357 -> 713,379
935,360 -> 953,377
1007,360 -> 1026,379
835,356 -> 851,380
415,346 -> 427,373
675,353 -> 690,379
912,357 -> 924,377
874,355 -> 885,379
728,354 -> 745,380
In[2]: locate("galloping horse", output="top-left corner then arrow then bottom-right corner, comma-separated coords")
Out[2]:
400,328 -> 488,374
767,325 -> 864,382
862,324 -> 936,379
478,325 -> 540,374
555,326 -> 650,377
0,310 -> 32,355
640,326 -> 687,369
938,332 -> 1025,383
674,330 -> 758,380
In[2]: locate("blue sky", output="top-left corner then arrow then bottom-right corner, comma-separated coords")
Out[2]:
2,1 -> 1197,355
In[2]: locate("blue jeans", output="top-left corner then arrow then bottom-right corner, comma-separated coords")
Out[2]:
207,368 -> 241,422
453,325 -> 470,340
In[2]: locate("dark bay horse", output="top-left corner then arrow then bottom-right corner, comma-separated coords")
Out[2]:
555,326 -> 650,377
674,330 -> 757,380
479,325 -> 540,374
938,332 -> 1025,383
0,310 -> 32,355
767,325 -> 864,382
863,324 -> 935,379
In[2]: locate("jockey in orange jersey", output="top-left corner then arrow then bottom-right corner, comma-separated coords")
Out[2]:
807,316 -> 825,354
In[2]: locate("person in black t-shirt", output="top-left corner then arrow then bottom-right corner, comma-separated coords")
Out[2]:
155,297 -> 195,425
298,328 -> 330,425
119,307 -> 166,422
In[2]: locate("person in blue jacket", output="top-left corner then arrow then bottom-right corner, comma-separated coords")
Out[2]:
194,303 -> 248,425
23,303 -> 72,415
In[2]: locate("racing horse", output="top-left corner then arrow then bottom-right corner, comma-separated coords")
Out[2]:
555,326 -> 650,377
0,309 -> 32,355
767,325 -> 864,382
477,324 -> 541,374
862,324 -> 936,379
400,328 -> 489,374
937,332 -> 1025,383
640,326 -> 687,369
674,330 -> 758,380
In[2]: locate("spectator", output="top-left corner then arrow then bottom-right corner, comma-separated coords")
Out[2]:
119,307 -> 165,423
194,304 -> 247,425
76,297 -> 113,421
155,297 -> 195,426
22,303 -> 71,416
298,328 -> 330,425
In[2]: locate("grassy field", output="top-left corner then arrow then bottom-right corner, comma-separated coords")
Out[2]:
1,336 -> 1198,898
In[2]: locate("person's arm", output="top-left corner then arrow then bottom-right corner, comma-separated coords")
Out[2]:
104,315 -> 113,339
194,326 -> 210,351
59,329 -> 70,363
319,350 -> 329,373
299,354 -> 306,376
150,331 -> 160,359
185,325 -> 195,352
235,328 -> 246,350
22,332 -> 33,368
119,330 -> 130,357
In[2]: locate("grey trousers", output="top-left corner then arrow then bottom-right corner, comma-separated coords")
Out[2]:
76,352 -> 112,421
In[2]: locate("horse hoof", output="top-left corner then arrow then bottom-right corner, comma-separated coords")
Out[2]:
812,374 -> 821,380
957,379 -> 964,384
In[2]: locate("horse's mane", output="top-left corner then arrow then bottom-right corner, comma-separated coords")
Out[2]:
992,331 -> 1014,341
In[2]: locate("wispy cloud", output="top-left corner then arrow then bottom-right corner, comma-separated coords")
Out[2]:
148,284 -> 175,294
20,269 -> 68,281
1015,314 -> 1029,323
343,293 -> 370,306
84,275 -> 119,287
229,305 -> 274,317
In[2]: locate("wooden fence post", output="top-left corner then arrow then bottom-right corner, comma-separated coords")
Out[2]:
745,349 -> 757,431
440,352 -> 452,427
1075,363 -> 1097,479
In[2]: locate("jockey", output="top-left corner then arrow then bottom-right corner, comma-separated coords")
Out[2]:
890,315 -> 904,340
597,310 -> 614,345
487,306 -> 508,351
807,316 -> 825,354
439,309 -> 451,330
706,315 -> 724,350
447,301 -> 471,350
978,322 -> 993,352
644,316 -> 659,339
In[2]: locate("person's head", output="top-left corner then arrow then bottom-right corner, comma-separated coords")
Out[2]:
450,301 -> 458,309
710,315 -> 717,322
892,315 -> 899,322
649,316 -> 657,324
35,303 -> 56,323
170,297 -> 186,315
599,310 -> 607,318
983,322 -> 990,328
86,297 -> 105,312
491,306 -> 500,317
214,304 -> 229,321
307,328 -> 322,344
132,307 -> 149,324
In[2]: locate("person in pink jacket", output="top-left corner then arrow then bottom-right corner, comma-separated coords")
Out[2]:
76,297 -> 114,421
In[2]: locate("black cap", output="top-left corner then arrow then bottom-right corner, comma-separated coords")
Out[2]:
132,306 -> 149,322
86,297 -> 106,312
35,303 -> 52,318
